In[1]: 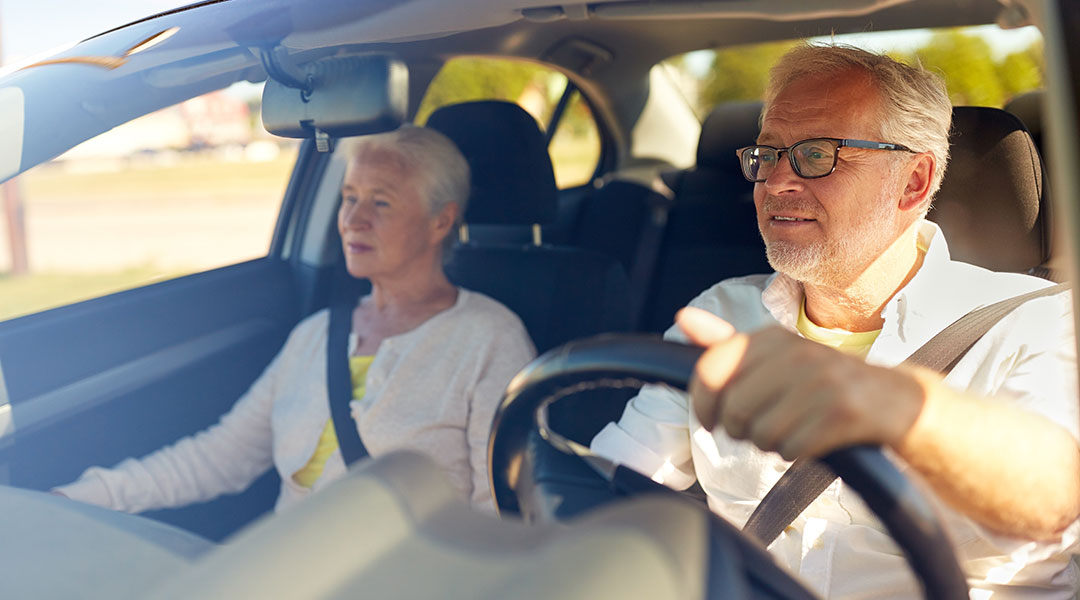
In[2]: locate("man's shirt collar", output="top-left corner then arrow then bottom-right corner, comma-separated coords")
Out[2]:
760,221 -> 971,367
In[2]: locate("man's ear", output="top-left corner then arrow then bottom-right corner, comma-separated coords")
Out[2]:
898,152 -> 935,213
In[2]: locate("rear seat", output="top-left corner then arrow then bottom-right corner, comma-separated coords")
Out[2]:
640,101 -> 769,332
564,101 -> 768,333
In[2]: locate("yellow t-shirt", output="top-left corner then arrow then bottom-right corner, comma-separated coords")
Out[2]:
796,301 -> 880,359
292,355 -> 375,488
795,240 -> 924,357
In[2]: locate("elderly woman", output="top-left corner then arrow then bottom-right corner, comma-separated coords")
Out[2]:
55,126 -> 536,512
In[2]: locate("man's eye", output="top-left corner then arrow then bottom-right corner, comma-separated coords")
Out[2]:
799,146 -> 832,161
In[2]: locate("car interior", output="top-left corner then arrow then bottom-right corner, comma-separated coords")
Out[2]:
0,0 -> 1076,597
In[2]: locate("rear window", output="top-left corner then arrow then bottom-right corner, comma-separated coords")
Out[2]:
663,24 -> 1045,118
416,56 -> 602,188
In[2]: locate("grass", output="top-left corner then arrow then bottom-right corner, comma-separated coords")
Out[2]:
20,153 -> 299,205
0,269 -> 182,322
0,137 -> 603,323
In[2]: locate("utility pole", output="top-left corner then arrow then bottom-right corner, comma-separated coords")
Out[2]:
0,5 -> 28,276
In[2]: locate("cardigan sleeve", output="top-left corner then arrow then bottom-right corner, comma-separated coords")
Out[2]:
52,318 -> 317,513
464,316 -> 536,511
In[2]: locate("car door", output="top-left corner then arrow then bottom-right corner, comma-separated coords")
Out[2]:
0,80 -> 335,540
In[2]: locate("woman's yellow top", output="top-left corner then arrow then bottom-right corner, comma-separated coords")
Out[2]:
292,355 -> 375,488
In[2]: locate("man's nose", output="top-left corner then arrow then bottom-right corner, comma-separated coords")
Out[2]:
762,151 -> 804,194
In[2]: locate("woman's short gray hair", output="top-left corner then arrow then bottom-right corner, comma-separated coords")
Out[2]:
339,125 -> 470,228
763,44 -> 952,208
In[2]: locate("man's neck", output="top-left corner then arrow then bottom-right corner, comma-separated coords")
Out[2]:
802,223 -> 925,332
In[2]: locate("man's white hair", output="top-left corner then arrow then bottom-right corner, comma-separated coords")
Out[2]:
763,43 -> 952,212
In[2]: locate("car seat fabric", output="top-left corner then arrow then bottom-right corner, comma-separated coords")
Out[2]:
929,106 -> 1051,275
427,100 -> 633,354
642,101 -> 770,332
425,100 -> 558,226
1004,90 -> 1044,160
569,178 -> 671,328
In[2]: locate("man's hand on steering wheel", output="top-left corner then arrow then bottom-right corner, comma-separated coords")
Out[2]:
676,307 -> 927,461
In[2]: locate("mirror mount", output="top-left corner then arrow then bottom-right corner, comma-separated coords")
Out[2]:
259,46 -> 314,99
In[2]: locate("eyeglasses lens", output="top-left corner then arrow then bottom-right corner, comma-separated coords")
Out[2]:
741,148 -> 776,181
740,139 -> 840,181
791,140 -> 838,177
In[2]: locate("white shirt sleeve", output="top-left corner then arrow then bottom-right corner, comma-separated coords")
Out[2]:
590,382 -> 698,490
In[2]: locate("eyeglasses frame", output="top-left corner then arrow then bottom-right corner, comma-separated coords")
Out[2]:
735,137 -> 916,183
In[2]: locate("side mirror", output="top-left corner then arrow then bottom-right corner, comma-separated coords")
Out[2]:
262,53 -> 407,151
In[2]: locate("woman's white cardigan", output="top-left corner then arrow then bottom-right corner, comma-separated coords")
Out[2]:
57,289 -> 536,512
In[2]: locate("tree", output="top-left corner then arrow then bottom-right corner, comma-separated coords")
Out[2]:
699,41 -> 798,108
414,58 -> 560,125
908,31 -> 1005,106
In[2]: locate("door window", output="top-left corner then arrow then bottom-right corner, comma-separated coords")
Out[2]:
0,81 -> 298,321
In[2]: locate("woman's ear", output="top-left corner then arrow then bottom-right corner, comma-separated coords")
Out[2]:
898,152 -> 935,214
430,202 -> 459,243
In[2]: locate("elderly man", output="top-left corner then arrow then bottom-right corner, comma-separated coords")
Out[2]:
591,44 -> 1080,598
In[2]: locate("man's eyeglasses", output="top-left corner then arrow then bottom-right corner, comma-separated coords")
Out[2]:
735,138 -> 914,183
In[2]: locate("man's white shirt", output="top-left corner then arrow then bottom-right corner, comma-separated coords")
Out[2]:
591,221 -> 1080,599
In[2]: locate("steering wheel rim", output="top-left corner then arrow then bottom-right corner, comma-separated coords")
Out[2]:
488,334 -> 969,600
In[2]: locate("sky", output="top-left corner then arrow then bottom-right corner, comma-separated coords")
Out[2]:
0,0 -> 189,64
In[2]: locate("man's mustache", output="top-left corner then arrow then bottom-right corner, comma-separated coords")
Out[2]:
759,196 -> 823,219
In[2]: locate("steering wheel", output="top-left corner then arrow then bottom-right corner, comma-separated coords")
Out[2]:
489,335 -> 969,600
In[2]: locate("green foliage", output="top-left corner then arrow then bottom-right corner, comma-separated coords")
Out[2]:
997,41 -> 1043,100
414,58 -> 565,125
700,41 -> 798,106
909,31 -> 1004,106
696,29 -> 1043,112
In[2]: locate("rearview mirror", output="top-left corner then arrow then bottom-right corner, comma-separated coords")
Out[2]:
262,53 -> 407,151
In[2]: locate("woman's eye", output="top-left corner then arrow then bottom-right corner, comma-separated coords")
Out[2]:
342,195 -> 357,205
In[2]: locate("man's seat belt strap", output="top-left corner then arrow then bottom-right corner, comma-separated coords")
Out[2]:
328,300 -> 370,465
741,281 -> 1071,547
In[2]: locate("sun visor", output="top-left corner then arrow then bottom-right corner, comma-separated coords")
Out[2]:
262,53 -> 407,150
0,88 -> 25,181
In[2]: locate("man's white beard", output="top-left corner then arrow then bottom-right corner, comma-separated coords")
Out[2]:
762,183 -> 900,288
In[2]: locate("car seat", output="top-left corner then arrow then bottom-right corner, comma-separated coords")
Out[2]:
426,100 -> 634,354
929,105 -> 1058,280
641,100 -> 770,332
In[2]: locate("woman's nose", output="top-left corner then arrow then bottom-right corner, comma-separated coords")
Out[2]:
341,202 -> 373,229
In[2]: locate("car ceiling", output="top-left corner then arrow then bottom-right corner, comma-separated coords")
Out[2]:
311,0 -> 1016,162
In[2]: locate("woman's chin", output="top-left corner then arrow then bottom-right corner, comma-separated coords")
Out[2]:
344,260 -> 376,279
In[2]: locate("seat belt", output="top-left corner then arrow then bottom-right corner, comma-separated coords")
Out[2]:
741,281 -> 1071,547
627,178 -> 674,327
328,300 -> 370,465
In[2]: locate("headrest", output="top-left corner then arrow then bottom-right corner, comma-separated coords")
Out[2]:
426,101 -> 558,225
929,106 -> 1048,272
696,101 -> 763,173
1003,90 -> 1044,156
